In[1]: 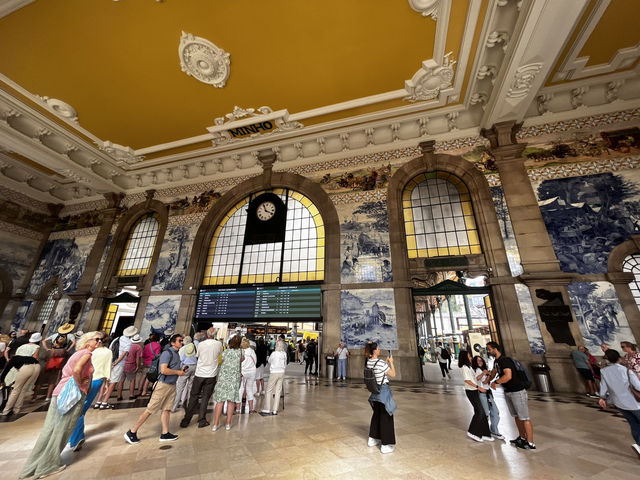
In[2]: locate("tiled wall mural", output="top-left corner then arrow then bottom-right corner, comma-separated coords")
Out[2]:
567,281 -> 637,352
77,298 -> 93,331
11,300 -> 32,331
140,295 -> 181,339
535,170 -> 640,274
166,189 -> 221,216
336,199 -> 392,283
152,223 -> 199,291
46,296 -> 72,337
91,235 -> 112,293
0,230 -> 41,292
341,288 -> 398,349
27,235 -> 96,295
491,186 -> 545,354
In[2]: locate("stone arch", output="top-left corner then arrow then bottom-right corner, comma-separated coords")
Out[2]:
88,198 -> 169,332
178,169 -> 341,351
387,147 -> 524,368
607,236 -> 640,342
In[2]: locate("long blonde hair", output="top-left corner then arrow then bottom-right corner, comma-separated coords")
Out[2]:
77,331 -> 101,349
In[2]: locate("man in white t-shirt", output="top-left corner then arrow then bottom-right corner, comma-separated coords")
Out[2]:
335,342 -> 350,380
436,341 -> 451,379
180,327 -> 222,428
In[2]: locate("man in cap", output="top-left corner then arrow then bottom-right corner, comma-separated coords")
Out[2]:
95,325 -> 138,408
180,327 -> 222,428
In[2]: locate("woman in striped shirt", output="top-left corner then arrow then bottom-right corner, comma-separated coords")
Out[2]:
365,341 -> 396,454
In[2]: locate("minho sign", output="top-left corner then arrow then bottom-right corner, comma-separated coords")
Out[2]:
228,121 -> 276,138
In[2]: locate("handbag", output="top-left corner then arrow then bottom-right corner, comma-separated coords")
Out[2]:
628,369 -> 640,402
57,377 -> 83,415
45,355 -> 64,371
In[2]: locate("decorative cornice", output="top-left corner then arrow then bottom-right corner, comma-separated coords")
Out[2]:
408,0 -> 443,20
0,219 -> 44,240
404,53 -> 456,103
329,189 -> 388,205
0,184 -> 50,213
49,226 -> 100,240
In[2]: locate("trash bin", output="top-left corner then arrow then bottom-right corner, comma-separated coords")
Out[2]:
325,356 -> 336,379
530,363 -> 553,393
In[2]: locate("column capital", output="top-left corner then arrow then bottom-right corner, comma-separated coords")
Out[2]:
481,121 -> 526,163
419,140 -> 436,155
103,192 -> 125,209
518,272 -> 577,287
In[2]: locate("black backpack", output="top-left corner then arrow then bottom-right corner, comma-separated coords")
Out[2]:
364,359 -> 383,394
512,358 -> 532,390
440,347 -> 450,360
110,337 -> 120,362
146,352 -> 162,383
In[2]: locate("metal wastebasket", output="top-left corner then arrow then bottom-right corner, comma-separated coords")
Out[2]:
530,363 -> 553,393
325,356 -> 336,379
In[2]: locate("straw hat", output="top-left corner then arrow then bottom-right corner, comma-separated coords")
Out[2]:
184,342 -> 196,357
123,326 -> 138,337
131,334 -> 142,343
58,323 -> 74,334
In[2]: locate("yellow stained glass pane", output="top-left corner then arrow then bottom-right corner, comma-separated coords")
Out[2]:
407,236 -> 417,250
282,273 -> 291,282
404,209 -> 413,223
316,271 -> 324,280
467,230 -> 479,245
272,188 -> 285,195
461,202 -> 473,215
299,272 -> 308,281
317,238 -> 325,246
408,249 -> 417,258
316,259 -> 324,270
470,245 -> 482,254
308,272 -> 316,281
417,248 -> 428,257
459,246 -> 471,255
405,222 -> 415,235
402,189 -> 413,201
438,248 -> 449,256
402,200 -> 412,209
460,193 -> 470,202
449,246 -> 460,256
307,204 -> 319,216
428,248 -> 439,257
317,247 -> 324,258
464,216 -> 477,230
290,273 -> 299,282
316,226 -> 325,237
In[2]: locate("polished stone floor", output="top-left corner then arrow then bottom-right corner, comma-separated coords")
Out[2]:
1,363 -> 639,480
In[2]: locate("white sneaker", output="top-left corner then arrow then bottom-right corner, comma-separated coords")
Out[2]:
212,424 -> 220,431
380,444 -> 395,454
467,432 -> 483,442
368,437 -> 381,447
225,424 -> 231,431
481,436 -> 495,442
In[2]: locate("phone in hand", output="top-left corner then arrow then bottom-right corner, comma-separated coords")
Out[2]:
183,365 -> 189,372
388,350 -> 393,357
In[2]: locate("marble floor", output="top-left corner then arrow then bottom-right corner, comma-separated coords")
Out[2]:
1,365 -> 639,480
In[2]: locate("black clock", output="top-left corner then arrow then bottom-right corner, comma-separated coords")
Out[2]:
244,192 -> 287,245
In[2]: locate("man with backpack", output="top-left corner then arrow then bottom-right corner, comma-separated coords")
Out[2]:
436,341 -> 451,379
486,341 -> 535,450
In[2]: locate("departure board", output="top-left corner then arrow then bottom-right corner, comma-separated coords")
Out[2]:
195,285 -> 322,319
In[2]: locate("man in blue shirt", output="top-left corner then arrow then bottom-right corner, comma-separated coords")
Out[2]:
124,334 -> 186,444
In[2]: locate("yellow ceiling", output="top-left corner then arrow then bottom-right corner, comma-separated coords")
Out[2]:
0,0 -> 443,150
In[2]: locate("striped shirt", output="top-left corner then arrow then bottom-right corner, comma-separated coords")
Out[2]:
366,358 -> 390,385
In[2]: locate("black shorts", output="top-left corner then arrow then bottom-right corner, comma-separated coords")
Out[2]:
577,368 -> 594,381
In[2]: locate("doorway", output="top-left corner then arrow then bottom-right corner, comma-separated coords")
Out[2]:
413,273 -> 499,382
99,290 -> 140,336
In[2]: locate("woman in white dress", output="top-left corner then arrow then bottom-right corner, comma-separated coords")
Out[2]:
236,338 -> 257,413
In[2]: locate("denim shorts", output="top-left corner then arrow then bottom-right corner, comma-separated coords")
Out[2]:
504,389 -> 529,420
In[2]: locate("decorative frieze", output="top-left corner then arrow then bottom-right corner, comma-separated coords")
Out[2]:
329,189 -> 387,205
49,226 -> 101,240
0,219 -> 44,240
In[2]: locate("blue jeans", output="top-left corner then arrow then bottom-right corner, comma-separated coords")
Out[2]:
479,391 -> 501,436
68,379 -> 103,448
337,358 -> 347,378
617,407 -> 640,444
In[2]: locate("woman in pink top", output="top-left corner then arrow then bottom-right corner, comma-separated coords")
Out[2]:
123,334 -> 143,400
19,331 -> 101,480
138,333 -> 161,397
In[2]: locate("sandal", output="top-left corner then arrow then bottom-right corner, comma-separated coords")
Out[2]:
99,403 -> 114,410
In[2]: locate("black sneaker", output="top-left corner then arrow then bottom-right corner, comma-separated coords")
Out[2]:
509,436 -> 525,447
159,432 -> 179,442
517,441 -> 536,450
179,418 -> 190,428
124,430 -> 140,444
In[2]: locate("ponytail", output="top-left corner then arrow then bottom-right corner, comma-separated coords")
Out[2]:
364,341 -> 378,358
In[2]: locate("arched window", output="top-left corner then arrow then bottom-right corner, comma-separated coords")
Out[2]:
402,171 -> 481,258
37,285 -> 59,328
117,212 -> 160,276
203,189 -> 325,285
623,254 -> 640,309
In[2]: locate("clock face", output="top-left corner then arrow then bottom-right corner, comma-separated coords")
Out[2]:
256,201 -> 276,221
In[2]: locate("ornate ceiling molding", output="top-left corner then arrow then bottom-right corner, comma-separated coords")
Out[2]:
178,32 -> 230,88
404,53 -> 456,103
506,62 -> 544,98
34,97 -> 78,123
207,106 -> 303,146
408,0 -> 443,20
552,0 -> 640,81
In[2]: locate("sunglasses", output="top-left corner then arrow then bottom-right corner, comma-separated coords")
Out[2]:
93,338 -> 103,343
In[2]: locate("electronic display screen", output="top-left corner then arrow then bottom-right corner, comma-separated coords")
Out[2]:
195,285 -> 322,319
